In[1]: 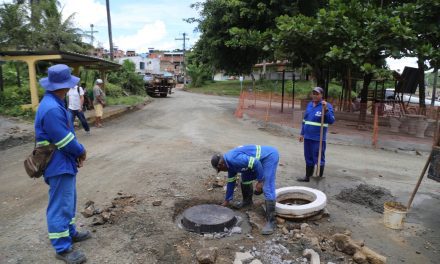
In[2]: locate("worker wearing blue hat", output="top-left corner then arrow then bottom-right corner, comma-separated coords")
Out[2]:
35,64 -> 90,263
297,87 -> 335,182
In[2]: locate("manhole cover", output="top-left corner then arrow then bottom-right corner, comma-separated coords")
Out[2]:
181,204 -> 237,233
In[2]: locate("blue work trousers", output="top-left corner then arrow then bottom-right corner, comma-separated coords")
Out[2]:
45,174 -> 77,253
70,109 -> 90,132
304,139 -> 326,166
261,152 -> 279,201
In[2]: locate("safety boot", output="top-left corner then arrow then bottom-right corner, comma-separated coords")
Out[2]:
72,231 -> 91,243
234,183 -> 253,209
296,166 -> 314,182
319,165 -> 325,177
55,248 -> 86,264
261,200 -> 276,235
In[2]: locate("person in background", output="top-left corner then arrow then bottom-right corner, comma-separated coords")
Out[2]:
93,79 -> 106,128
67,83 -> 91,135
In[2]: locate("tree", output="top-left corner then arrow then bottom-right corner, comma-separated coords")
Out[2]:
0,3 -> 30,50
188,0 -> 303,75
395,1 -> 440,111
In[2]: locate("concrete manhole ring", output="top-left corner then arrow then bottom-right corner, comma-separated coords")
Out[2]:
276,186 -> 327,219
181,204 -> 237,233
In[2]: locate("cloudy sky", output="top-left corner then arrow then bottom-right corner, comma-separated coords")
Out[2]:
60,0 -> 201,53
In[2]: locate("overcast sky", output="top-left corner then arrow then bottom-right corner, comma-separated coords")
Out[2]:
2,0 -> 421,71
60,0 -> 201,53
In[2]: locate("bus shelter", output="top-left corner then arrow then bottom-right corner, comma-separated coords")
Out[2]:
0,50 -> 120,109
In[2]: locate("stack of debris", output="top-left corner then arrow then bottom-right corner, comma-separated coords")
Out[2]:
81,193 -> 138,225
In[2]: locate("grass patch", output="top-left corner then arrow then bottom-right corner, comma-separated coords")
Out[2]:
185,80 -> 345,99
106,96 -> 147,106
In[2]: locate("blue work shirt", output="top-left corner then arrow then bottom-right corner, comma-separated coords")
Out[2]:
223,145 -> 278,201
34,92 -> 85,178
301,100 -> 335,141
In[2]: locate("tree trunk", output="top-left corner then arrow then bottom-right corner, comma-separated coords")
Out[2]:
359,73 -> 373,123
15,63 -> 22,88
417,58 -> 426,114
0,64 -> 4,92
312,64 -> 325,88
432,68 -> 438,106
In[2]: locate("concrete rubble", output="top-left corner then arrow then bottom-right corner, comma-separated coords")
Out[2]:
196,247 -> 218,264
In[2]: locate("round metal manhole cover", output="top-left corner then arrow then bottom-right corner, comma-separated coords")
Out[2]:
181,204 -> 237,233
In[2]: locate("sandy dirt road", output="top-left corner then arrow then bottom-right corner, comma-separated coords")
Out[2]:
0,90 -> 439,263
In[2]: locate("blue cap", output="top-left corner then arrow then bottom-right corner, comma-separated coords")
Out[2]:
39,64 -> 80,91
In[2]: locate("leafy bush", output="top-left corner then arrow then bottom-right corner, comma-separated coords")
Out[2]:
104,83 -> 124,98
187,63 -> 211,87
107,60 -> 145,95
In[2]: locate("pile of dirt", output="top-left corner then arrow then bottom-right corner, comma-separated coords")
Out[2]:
81,193 -> 139,225
335,184 -> 395,213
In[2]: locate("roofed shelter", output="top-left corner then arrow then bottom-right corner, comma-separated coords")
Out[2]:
0,50 -> 121,109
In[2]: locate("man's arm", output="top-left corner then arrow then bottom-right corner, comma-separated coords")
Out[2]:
43,108 -> 85,158
224,171 -> 237,202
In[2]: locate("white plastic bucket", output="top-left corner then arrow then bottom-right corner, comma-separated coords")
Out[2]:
383,201 -> 407,230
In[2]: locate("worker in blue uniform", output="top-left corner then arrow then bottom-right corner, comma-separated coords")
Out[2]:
35,64 -> 90,264
211,145 -> 279,235
297,87 -> 335,182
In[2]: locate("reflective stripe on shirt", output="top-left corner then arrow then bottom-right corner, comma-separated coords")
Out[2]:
55,132 -> 75,149
303,120 -> 329,127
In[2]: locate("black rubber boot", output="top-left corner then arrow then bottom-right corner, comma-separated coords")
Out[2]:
297,166 -> 314,182
234,183 -> 253,209
319,165 -> 325,177
72,231 -> 91,243
261,200 -> 276,235
55,248 -> 86,264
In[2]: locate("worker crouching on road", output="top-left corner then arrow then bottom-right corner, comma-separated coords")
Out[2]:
297,87 -> 335,182
211,145 -> 279,235
36,64 -> 90,264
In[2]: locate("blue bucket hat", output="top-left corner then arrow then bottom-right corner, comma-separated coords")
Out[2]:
39,64 -> 80,91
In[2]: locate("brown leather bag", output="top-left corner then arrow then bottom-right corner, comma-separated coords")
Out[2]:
24,144 -> 56,178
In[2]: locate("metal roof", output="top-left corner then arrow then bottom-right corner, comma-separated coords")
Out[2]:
0,50 -> 121,70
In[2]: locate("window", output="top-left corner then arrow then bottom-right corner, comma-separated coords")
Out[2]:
140,62 -> 145,70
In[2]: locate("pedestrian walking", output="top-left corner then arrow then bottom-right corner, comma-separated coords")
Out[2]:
67,83 -> 91,135
297,87 -> 335,182
211,145 -> 279,235
35,64 -> 90,263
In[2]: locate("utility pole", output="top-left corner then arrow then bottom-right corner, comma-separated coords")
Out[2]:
85,24 -> 99,47
106,0 -> 114,60
175,33 -> 189,86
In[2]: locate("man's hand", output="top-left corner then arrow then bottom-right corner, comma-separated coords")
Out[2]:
221,200 -> 229,207
299,135 -> 304,142
77,150 -> 87,168
254,181 -> 263,195
322,100 -> 328,111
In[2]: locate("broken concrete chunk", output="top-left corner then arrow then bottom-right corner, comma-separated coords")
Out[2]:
249,260 -> 263,264
152,200 -> 162,206
303,249 -> 320,264
231,226 -> 242,234
234,251 -> 254,264
276,217 -> 286,225
81,207 -> 95,218
196,247 -> 218,264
